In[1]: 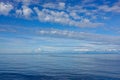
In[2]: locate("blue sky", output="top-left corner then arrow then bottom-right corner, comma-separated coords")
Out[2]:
0,0 -> 120,53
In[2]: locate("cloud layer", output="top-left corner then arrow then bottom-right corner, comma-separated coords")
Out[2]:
1,0 -> 120,27
0,0 -> 120,53
0,25 -> 120,46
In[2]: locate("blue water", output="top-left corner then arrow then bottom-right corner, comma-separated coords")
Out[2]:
0,53 -> 120,80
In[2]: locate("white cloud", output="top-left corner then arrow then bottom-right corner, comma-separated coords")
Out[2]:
22,5 -> 33,18
82,0 -> 95,4
35,48 -> 42,53
0,24 -> 120,52
21,0 -> 31,3
37,28 -> 120,45
16,9 -> 23,17
66,4 -> 111,20
1,24 -> 120,46
16,0 -> 31,5
34,7 -> 103,27
74,48 -> 90,52
43,2 -> 65,10
16,5 -> 33,18
67,5 -> 84,13
98,5 -> 120,13
59,2 -> 65,9
35,46 -> 60,53
0,2 -> 13,15
98,0 -> 120,13
0,1 -> 109,27
69,12 -> 81,19
81,18 -> 90,23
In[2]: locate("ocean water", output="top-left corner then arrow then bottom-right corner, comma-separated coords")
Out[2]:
0,53 -> 120,80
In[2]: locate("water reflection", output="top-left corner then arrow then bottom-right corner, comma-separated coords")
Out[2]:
0,53 -> 120,80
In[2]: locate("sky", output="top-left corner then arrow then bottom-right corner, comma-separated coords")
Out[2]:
0,0 -> 120,53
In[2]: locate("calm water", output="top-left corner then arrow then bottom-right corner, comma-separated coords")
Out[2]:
0,53 -> 120,80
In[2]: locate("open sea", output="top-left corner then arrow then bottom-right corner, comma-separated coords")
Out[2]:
0,53 -> 120,80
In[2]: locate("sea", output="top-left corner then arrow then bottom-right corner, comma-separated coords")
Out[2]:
0,53 -> 120,80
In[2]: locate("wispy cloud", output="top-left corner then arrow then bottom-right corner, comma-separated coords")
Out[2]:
0,24 -> 120,46
37,28 -> 120,45
43,2 -> 65,10
98,4 -> 120,13
0,27 -> 120,53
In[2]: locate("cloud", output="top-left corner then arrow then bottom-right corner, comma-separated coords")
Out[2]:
0,24 -> 120,53
0,0 -> 119,25
35,28 -> 120,45
74,48 -> 90,52
43,2 -> 65,10
16,0 -> 31,5
0,0 -> 111,28
16,5 -> 33,18
69,12 -> 81,19
0,25 -> 17,32
35,48 -> 42,53
16,9 -> 23,17
97,0 -> 120,13
59,2 -> 65,9
0,23 -> 120,45
22,5 -> 33,18
34,7 -> 103,27
0,2 -> 13,15
66,1 -> 119,20
98,5 -> 120,13
0,24 -> 120,46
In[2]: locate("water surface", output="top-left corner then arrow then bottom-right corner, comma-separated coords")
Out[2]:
0,53 -> 120,80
